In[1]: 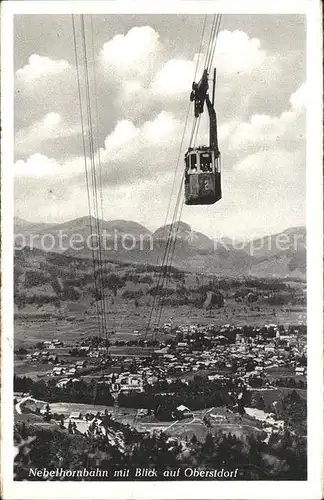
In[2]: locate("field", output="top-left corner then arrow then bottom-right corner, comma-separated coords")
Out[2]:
15,398 -> 265,443
14,294 -> 306,380
251,387 -> 307,405
15,297 -> 306,350
14,266 -> 307,451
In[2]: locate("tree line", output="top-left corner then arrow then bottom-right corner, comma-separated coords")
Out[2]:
14,419 -> 307,481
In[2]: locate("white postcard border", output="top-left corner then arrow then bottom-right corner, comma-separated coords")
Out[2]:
1,1 -> 323,499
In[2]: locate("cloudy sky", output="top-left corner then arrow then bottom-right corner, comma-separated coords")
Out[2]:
14,14 -> 306,239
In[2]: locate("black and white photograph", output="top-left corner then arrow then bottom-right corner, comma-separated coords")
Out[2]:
1,1 -> 323,499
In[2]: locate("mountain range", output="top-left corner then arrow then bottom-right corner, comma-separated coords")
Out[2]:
14,216 -> 306,278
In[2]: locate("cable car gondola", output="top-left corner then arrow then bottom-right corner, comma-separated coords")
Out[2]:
184,68 -> 222,205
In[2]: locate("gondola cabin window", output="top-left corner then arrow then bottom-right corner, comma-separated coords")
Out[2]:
184,149 -> 221,206
200,152 -> 213,172
185,150 -> 216,174
191,153 -> 198,172
185,152 -> 198,174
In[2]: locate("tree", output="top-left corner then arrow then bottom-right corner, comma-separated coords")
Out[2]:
202,433 -> 214,454
191,434 -> 198,445
299,354 -> 307,366
232,360 -> 238,374
256,396 -> 265,411
14,417 -> 306,481
103,273 -> 126,297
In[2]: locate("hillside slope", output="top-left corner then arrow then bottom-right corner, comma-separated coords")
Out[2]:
14,217 -> 306,278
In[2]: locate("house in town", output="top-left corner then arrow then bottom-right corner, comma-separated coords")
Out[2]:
69,412 -> 83,420
75,360 -> 86,369
52,366 -> 65,376
173,405 -> 193,420
295,366 -> 307,376
48,354 -> 59,364
56,378 -> 70,388
118,374 -> 144,393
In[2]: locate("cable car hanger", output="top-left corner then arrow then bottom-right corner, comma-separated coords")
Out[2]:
184,66 -> 222,206
146,14 -> 223,335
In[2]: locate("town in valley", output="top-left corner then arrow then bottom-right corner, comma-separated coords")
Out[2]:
14,222 -> 307,480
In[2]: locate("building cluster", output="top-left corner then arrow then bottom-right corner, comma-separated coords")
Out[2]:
19,322 -> 306,393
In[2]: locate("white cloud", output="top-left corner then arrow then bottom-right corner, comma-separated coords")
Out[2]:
15,110 -> 181,183
16,54 -> 71,84
290,82 -> 307,108
234,149 -> 303,180
101,120 -> 140,160
15,54 -> 82,145
151,59 -> 195,96
214,30 -> 266,74
100,110 -> 180,163
149,29 -> 266,100
150,30 -> 266,99
182,146 -> 305,240
15,148 -> 305,240
142,111 -> 178,144
13,21 -> 306,238
145,30 -> 267,110
121,80 -> 144,96
14,153 -> 62,177
15,112 -> 82,156
117,80 -> 149,119
218,121 -> 238,142
100,26 -> 161,78
14,152 -> 88,180
14,172 -> 175,229
14,174 -> 87,223
228,83 -> 306,154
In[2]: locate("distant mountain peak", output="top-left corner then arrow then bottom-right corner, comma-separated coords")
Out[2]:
14,216 -> 306,278
14,216 -> 33,225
